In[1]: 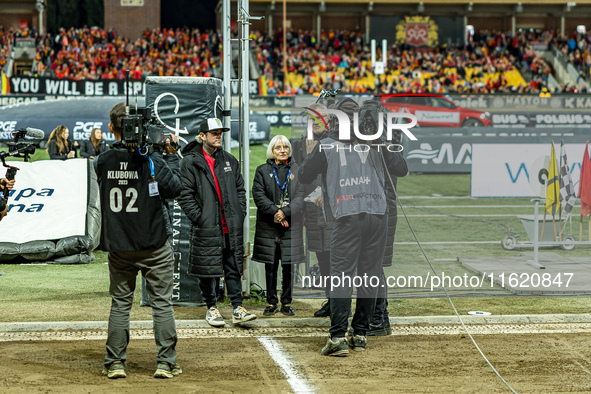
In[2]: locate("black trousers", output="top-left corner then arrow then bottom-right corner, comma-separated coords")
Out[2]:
316,250 -> 331,299
199,235 -> 243,309
329,213 -> 387,338
371,269 -> 389,327
265,244 -> 294,306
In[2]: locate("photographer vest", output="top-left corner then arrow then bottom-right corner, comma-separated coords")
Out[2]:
95,148 -> 167,252
321,137 -> 387,219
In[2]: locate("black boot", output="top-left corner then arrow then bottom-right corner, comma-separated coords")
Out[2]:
314,300 -> 330,317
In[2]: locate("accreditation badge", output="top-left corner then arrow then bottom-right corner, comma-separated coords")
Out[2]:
148,180 -> 160,197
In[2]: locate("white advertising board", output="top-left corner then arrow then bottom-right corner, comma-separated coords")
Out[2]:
414,110 -> 460,124
0,159 -> 88,243
471,143 -> 586,197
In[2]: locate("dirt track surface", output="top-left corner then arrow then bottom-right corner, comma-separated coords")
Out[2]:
2,327 -> 591,393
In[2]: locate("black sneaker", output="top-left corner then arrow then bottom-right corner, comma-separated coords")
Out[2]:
263,304 -> 279,316
314,300 -> 330,317
102,361 -> 126,379
280,304 -> 295,316
349,334 -> 367,351
321,336 -> 349,357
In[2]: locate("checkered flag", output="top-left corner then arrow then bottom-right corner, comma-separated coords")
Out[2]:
559,140 -> 577,214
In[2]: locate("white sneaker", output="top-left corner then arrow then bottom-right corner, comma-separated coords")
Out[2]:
205,306 -> 225,327
232,306 -> 257,324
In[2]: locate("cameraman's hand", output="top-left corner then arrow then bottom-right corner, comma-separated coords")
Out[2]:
314,195 -> 323,207
164,133 -> 179,154
73,141 -> 79,148
67,151 -> 75,159
1,178 -> 15,192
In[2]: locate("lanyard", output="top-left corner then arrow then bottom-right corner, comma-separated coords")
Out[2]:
148,155 -> 155,178
272,166 -> 291,193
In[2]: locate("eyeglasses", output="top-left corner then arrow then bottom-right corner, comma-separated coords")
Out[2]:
273,145 -> 290,152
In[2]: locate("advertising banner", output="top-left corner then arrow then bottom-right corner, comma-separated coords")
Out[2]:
449,94 -> 591,111
0,159 -> 89,243
0,97 -> 126,142
403,128 -> 590,174
8,76 -> 145,97
257,110 -> 292,127
491,113 -> 591,128
144,76 -> 223,148
471,143 -> 586,197
143,76 -> 226,305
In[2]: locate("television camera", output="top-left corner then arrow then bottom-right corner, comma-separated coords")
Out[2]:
0,127 -> 42,199
121,70 -> 177,154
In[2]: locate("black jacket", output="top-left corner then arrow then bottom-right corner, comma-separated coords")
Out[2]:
291,137 -> 332,253
252,158 -> 305,265
178,141 -> 246,278
300,174 -> 332,253
79,139 -> 109,158
94,142 -> 182,251
48,138 -> 76,160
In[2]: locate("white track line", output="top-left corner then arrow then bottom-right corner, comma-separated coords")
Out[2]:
408,205 -> 530,208
405,214 -> 520,217
400,196 -> 473,199
396,241 -> 499,245
258,336 -> 315,393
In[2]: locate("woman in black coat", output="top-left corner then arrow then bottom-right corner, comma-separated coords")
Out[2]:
47,125 -> 77,160
79,128 -> 109,159
252,135 -> 305,316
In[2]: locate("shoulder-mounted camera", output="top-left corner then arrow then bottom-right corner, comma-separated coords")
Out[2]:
121,70 -> 176,154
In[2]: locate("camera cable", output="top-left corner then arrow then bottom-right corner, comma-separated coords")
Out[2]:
380,151 -> 518,394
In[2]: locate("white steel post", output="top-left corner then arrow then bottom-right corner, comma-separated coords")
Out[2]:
222,0 -> 232,153
240,0 -> 252,295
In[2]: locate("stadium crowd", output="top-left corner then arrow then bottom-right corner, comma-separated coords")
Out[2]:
1,24 -> 591,95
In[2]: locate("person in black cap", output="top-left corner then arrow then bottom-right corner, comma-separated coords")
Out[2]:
178,117 -> 257,327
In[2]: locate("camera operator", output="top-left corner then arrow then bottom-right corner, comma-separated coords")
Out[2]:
95,102 -> 182,379
298,98 -> 408,356
0,177 -> 15,221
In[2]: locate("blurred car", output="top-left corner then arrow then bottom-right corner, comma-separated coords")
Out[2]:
379,93 -> 492,127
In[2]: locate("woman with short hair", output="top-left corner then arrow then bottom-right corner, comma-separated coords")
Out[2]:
252,135 -> 305,316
